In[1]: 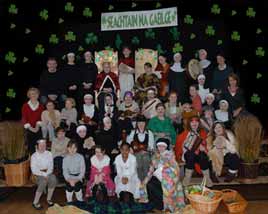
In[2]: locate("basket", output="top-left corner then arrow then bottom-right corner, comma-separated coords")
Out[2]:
186,190 -> 223,214
4,159 -> 30,186
222,189 -> 248,213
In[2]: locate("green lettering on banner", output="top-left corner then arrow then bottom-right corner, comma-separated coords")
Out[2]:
138,14 -> 143,27
165,11 -> 171,24
107,16 -> 113,29
149,14 -> 154,25
131,15 -> 137,28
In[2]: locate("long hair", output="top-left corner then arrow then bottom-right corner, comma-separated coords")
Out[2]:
208,122 -> 229,142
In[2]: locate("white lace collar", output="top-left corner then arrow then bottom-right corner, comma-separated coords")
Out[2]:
27,100 -> 39,111
83,104 -> 95,118
91,155 -> 110,170
200,59 -> 211,69
170,62 -> 184,72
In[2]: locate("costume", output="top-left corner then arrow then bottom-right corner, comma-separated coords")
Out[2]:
155,63 -> 170,97
79,62 -> 98,95
79,104 -> 98,137
142,98 -> 161,119
211,64 -> 233,93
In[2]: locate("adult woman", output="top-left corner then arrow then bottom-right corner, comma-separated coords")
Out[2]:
41,100 -> 60,142
221,73 -> 245,118
198,49 -> 213,88
147,103 -> 176,146
127,114 -> 154,180
175,116 -> 212,187
63,140 -> 86,203
197,74 -> 210,104
155,54 -> 170,97
22,87 -> 44,154
141,138 -> 185,212
207,122 -> 240,182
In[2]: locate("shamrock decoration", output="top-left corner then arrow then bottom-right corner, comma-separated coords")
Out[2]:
5,51 -> 16,64
184,15 -> 193,24
105,46 -> 113,51
65,2 -> 74,13
23,57 -> 29,63
39,9 -> 48,20
190,33 -> 196,40
246,7 -> 256,18
205,25 -> 215,36
25,28 -> 31,34
8,4 -> 18,14
85,33 -> 98,45
211,4 -> 220,15
242,59 -> 248,65
251,94 -> 260,104
132,2 -> 137,8
8,70 -> 14,76
217,40 -> 223,45
83,7 -> 92,18
5,107 -> 11,113
155,2 -> 161,8
231,10 -> 237,16
65,31 -> 76,42
6,88 -> 16,98
58,18 -> 64,24
10,23 -> 16,29
78,46 -> 84,52
231,31 -> 240,41
256,28 -> 262,34
131,36 -> 140,45
145,29 -> 155,39
256,47 -> 265,57
172,42 -> 183,53
256,73 -> 262,79
156,44 -> 165,55
169,27 -> 180,41
35,44 -> 45,55
49,34 -> 59,44
108,5 -> 114,11
115,34 -> 123,50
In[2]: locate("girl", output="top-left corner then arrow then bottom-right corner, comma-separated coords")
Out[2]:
60,98 -> 77,138
204,93 -> 216,109
155,54 -> 170,97
114,143 -> 140,199
41,100 -> 61,142
127,114 -> 154,180
207,122 -> 240,182
198,49 -> 213,89
189,84 -> 202,114
215,100 -> 231,128
200,106 -> 215,133
22,87 -> 44,154
142,88 -> 161,120
63,140 -> 86,203
85,145 -> 115,198
141,138 -> 185,212
197,74 -> 210,104
99,93 -> 118,126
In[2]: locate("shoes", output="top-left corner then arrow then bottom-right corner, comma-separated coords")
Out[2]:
210,172 -> 220,183
224,172 -> 237,182
47,200 -> 54,207
32,203 -> 43,210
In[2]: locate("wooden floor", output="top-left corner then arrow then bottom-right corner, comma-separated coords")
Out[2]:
0,187 -> 268,214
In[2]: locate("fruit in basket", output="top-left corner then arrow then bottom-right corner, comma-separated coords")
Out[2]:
187,185 -> 202,195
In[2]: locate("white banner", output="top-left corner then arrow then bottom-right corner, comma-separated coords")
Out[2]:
101,7 -> 178,31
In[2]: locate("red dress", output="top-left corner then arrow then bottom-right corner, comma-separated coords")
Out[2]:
155,63 -> 170,97
21,102 -> 44,128
95,71 -> 120,92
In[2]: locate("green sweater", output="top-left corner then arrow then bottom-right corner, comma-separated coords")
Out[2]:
147,116 -> 176,145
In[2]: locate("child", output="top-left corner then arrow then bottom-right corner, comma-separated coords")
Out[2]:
200,105 -> 215,133
215,100 -> 231,128
85,145 -> 115,198
181,101 -> 199,130
114,143 -> 141,199
63,140 -> 85,203
60,98 -> 77,138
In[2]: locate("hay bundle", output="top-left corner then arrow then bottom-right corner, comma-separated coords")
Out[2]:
233,113 -> 263,163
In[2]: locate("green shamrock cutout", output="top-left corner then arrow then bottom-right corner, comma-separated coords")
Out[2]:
78,46 -> 84,52
169,27 -> 180,41
184,15 -> 193,24
49,34 -> 59,44
5,107 -> 11,113
242,59 -> 248,65
8,4 -> 18,14
105,46 -> 113,51
83,7 -> 92,18
172,43 -> 183,53
35,44 -> 45,55
132,2 -> 137,8
23,57 -> 29,63
256,28 -> 262,34
205,25 -> 215,36
256,47 -> 265,57
131,36 -> 140,45
156,44 -> 165,55
231,31 -> 240,41
115,34 -> 123,50
256,73 -> 262,79
190,33 -> 196,40
231,10 -> 237,16
10,23 -> 16,29
39,9 -> 48,20
155,2 -> 161,8
65,2 -> 74,13
65,31 -> 76,42
8,70 -> 14,76
145,29 -> 155,39
58,18 -> 64,24
217,40 -> 223,45
5,51 -> 16,64
6,89 -> 16,98
85,33 -> 98,45
251,94 -> 260,104
211,4 -> 220,15
246,7 -> 256,18
108,5 -> 114,11
25,28 -> 31,34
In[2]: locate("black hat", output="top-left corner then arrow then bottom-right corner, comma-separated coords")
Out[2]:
136,114 -> 147,122
156,138 -> 170,148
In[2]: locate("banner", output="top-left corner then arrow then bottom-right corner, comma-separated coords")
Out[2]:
101,7 -> 178,31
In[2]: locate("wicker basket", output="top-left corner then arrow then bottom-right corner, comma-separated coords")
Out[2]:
4,159 -> 30,186
186,190 -> 223,214
222,189 -> 248,213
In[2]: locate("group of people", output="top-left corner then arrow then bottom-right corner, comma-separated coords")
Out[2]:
23,46 -> 246,212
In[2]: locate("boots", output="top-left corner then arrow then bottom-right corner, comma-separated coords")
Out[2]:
183,169 -> 193,186
66,191 -> 73,203
202,169 -> 213,187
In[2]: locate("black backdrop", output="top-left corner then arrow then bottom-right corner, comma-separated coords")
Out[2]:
0,0 -> 267,131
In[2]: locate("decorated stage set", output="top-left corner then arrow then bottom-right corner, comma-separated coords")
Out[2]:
0,0 -> 267,213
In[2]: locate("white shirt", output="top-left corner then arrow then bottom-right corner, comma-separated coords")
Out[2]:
31,150 -> 53,177
114,154 -> 137,179
170,62 -> 184,72
198,85 -> 210,104
215,110 -> 229,122
83,104 -> 95,118
200,59 -> 211,69
91,155 -> 110,171
127,130 -> 155,151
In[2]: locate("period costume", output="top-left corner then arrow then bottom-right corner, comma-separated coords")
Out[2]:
142,98 -> 161,119
155,63 -> 170,97
211,64 -> 233,93
199,59 -> 214,89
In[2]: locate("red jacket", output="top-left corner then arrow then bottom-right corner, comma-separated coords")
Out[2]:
21,102 -> 44,128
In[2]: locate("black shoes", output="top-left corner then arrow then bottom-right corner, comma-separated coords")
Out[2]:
32,203 -> 43,210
